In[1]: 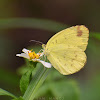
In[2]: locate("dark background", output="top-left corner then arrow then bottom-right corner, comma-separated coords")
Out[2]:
0,0 -> 100,100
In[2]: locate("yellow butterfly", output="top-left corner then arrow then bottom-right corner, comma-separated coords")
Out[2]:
42,25 -> 89,75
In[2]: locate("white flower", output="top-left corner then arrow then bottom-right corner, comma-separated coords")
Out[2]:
16,48 -> 52,68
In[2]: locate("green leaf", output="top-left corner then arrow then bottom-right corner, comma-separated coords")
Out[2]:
23,63 -> 51,100
0,88 -> 17,99
17,65 -> 31,76
12,96 -> 24,100
0,18 -> 67,32
20,67 -> 34,94
90,32 -> 100,40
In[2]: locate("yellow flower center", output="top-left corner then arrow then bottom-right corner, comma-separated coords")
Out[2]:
28,51 -> 40,59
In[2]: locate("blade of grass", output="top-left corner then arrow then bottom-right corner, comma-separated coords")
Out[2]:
0,18 -> 67,32
0,88 -> 17,99
90,32 -> 100,40
23,64 -> 51,100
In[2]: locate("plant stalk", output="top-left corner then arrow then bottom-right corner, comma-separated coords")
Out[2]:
23,66 -> 51,100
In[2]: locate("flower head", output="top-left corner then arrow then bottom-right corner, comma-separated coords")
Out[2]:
16,48 -> 51,68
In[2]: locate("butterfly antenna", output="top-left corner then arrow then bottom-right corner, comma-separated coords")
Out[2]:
29,40 -> 43,45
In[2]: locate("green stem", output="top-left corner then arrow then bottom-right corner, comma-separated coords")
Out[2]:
23,65 -> 51,100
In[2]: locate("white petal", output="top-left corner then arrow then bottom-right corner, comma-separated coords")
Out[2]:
22,48 -> 30,54
35,59 -> 52,68
16,54 -> 21,56
16,53 -> 30,59
32,59 -> 37,62
40,52 -> 44,57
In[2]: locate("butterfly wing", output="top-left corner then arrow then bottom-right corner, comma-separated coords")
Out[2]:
45,25 -> 89,52
47,45 -> 86,75
44,25 -> 89,75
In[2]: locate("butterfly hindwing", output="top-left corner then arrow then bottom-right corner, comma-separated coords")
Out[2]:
47,45 -> 86,75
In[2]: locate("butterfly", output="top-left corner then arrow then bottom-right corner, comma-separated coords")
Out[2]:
42,25 -> 89,75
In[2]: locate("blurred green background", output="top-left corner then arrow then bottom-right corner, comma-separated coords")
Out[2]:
0,0 -> 100,100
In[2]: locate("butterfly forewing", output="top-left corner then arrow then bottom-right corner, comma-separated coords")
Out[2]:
45,25 -> 89,52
